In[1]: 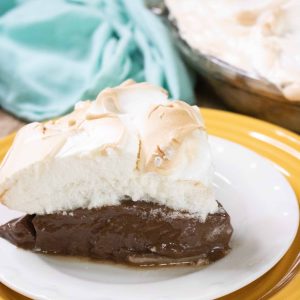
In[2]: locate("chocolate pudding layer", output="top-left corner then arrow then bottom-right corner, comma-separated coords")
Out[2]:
0,200 -> 233,266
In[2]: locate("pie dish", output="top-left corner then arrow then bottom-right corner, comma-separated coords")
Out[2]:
0,81 -> 233,266
149,0 -> 300,132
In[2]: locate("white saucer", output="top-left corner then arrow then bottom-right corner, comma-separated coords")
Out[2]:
0,136 -> 298,300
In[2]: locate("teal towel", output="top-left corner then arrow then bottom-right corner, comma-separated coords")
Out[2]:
0,0 -> 194,121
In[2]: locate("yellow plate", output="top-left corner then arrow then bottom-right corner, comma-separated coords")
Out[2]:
0,108 -> 299,300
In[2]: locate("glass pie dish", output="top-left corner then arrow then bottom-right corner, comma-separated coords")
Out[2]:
148,1 -> 300,132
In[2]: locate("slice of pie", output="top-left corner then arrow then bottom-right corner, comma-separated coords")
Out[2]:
0,80 -> 233,266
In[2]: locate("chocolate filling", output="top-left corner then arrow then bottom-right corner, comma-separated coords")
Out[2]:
0,199 -> 233,266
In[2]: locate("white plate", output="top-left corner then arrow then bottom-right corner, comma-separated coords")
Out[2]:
0,136 -> 299,300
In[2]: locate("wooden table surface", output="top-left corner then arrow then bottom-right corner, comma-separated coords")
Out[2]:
0,78 -> 228,138
0,110 -> 25,138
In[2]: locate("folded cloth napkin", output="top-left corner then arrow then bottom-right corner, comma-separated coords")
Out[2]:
0,0 -> 194,121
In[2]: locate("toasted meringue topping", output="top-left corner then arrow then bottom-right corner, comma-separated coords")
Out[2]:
138,101 -> 204,174
0,81 -> 217,219
166,0 -> 300,101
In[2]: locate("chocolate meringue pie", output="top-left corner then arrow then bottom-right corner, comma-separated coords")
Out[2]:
0,80 -> 233,266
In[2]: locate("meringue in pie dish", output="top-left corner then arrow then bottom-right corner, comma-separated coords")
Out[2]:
0,81 -> 233,266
